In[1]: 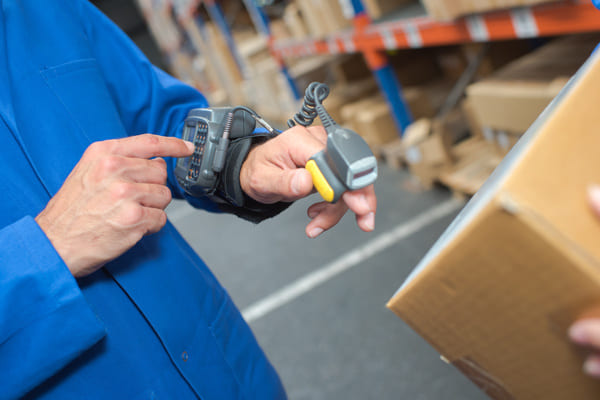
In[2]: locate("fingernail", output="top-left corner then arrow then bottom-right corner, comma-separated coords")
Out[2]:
309,227 -> 324,239
360,195 -> 370,211
584,358 -> 600,377
364,212 -> 375,231
184,141 -> 195,152
589,184 -> 600,206
292,172 -> 303,196
569,322 -> 590,344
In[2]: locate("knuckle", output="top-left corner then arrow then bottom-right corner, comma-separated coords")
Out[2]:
98,155 -> 121,175
283,125 -> 307,141
155,164 -> 168,183
153,157 -> 167,168
147,210 -> 167,234
308,125 -> 326,137
121,203 -> 145,226
110,181 -> 133,200
157,210 -> 167,227
249,174 -> 268,195
159,185 -> 172,203
85,141 -> 107,157
141,134 -> 160,151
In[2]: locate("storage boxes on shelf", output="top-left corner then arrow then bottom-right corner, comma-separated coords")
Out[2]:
466,34 -> 600,154
294,0 -> 351,38
362,0 -> 418,20
420,0 -> 561,21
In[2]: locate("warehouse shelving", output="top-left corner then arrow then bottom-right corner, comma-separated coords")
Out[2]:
139,0 -> 600,136
271,1 -> 600,57
268,0 -> 600,136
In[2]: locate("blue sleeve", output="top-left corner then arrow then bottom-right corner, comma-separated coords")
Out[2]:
75,0 -> 221,212
0,217 -> 106,400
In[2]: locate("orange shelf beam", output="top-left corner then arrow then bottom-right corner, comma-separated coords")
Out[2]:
271,1 -> 600,58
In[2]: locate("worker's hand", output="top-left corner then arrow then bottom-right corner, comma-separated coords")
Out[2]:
568,185 -> 600,378
240,125 -> 377,238
35,134 -> 194,278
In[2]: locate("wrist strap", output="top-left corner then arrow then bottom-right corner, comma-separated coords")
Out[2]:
210,132 -> 293,223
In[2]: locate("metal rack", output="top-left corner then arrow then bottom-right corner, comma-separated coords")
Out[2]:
267,0 -> 600,135
140,0 -> 600,136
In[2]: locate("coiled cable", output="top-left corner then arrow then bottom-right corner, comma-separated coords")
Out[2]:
287,82 -> 331,128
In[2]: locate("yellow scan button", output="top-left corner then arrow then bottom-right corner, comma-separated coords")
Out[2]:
306,159 -> 335,203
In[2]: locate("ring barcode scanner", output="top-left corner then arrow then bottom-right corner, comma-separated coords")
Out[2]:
288,82 -> 378,203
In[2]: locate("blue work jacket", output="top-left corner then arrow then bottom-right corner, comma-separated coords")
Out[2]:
0,1 -> 285,399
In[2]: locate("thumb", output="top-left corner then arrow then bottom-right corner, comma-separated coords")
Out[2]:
589,185 -> 600,217
278,168 -> 314,202
243,166 -> 314,204
569,319 -> 600,348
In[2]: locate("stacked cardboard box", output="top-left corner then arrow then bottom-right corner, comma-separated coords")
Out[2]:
283,3 -> 310,40
178,16 -> 230,104
421,0 -> 561,21
294,0 -> 351,38
340,81 -> 452,154
236,33 -> 298,125
362,0 -> 417,20
399,109 -> 480,190
388,48 -> 600,400
467,34 -> 600,156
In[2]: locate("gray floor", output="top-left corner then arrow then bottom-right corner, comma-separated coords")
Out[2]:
166,164 -> 486,400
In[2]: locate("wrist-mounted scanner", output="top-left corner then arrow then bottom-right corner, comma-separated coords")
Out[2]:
174,83 -> 378,204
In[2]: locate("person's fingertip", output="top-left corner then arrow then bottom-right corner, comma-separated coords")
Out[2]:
184,140 -> 195,153
363,212 -> 375,231
292,170 -> 313,196
308,227 -> 324,239
584,357 -> 600,377
569,322 -> 591,344
589,184 -> 600,207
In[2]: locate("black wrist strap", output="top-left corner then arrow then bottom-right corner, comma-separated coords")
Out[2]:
210,132 -> 292,223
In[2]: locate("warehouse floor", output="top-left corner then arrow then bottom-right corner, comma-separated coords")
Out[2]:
166,164 -> 487,400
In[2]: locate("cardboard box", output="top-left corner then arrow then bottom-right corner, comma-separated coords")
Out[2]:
295,0 -> 350,37
467,35 -> 600,133
354,101 -> 400,147
283,3 -> 310,39
362,0 -> 416,20
401,118 -> 455,188
439,139 -> 501,196
340,79 -> 450,131
461,98 -> 484,140
421,0 -> 560,21
388,49 -> 600,399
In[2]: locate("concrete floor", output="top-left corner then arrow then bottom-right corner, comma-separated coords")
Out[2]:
166,164 -> 487,400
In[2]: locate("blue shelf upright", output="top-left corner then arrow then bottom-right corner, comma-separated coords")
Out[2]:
202,0 -> 248,79
349,0 -> 413,135
241,0 -> 300,100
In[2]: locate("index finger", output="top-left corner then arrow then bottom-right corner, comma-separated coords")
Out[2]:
110,134 -> 194,159
280,126 -> 327,167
